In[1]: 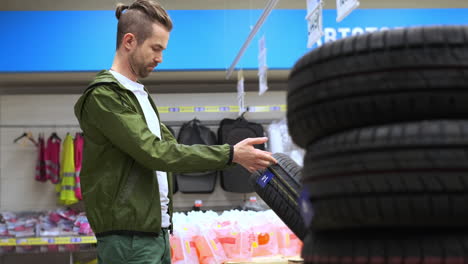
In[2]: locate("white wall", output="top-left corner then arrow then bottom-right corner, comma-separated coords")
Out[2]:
0,91 -> 286,212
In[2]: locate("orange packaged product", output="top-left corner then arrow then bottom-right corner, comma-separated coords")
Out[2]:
193,229 -> 227,264
173,228 -> 199,264
170,234 -> 184,263
214,220 -> 253,261
251,224 -> 279,257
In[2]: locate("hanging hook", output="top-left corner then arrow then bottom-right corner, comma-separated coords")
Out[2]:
240,106 -> 250,119
13,131 -> 37,146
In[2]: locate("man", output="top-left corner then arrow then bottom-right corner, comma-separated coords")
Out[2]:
73,1 -> 277,263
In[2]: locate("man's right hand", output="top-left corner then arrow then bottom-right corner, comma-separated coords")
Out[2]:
232,137 -> 277,173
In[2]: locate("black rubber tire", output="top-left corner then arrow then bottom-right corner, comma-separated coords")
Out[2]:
287,26 -> 468,147
303,120 -> 468,230
250,153 -> 306,240
302,229 -> 468,264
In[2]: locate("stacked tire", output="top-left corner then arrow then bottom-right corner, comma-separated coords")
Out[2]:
287,26 -> 468,263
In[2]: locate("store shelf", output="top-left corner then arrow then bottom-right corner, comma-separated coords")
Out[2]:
158,104 -> 286,114
0,70 -> 289,95
0,236 -> 96,246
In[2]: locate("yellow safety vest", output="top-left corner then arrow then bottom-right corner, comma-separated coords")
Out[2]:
57,134 -> 78,205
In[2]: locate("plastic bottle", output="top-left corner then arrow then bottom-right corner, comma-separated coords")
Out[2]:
192,200 -> 203,211
243,196 -> 264,211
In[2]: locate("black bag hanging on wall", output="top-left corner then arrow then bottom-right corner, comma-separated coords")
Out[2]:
175,119 -> 218,193
218,116 -> 265,193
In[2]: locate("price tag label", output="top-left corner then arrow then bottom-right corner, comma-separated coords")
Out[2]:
54,237 -> 70,245
210,240 -> 218,251
158,107 -> 169,113
258,36 -> 267,69
307,3 -> 324,48
27,238 -> 44,245
336,0 -> 360,22
258,68 -> 268,96
255,106 -> 270,112
81,236 -> 97,244
185,241 -> 191,254
237,69 -> 246,115
70,237 -> 82,243
0,238 -> 16,246
180,106 -> 194,113
258,35 -> 269,95
306,0 -> 321,16
270,106 -> 281,111
205,106 -> 219,113
230,106 -> 240,113
16,239 -> 28,245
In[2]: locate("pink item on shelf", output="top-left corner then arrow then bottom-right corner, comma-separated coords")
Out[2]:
74,133 -> 84,200
79,222 -> 91,235
58,208 -> 77,221
170,234 -> 184,263
193,229 -> 227,264
0,224 -> 8,236
45,136 -> 61,184
214,221 -> 253,261
184,241 -> 199,264
49,212 -> 61,223
2,212 -> 17,222
13,222 -> 26,232
277,226 -> 302,257
251,225 -> 279,257
177,228 -> 200,264
72,213 -> 93,236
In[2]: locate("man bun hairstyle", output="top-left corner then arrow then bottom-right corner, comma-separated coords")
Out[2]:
115,0 -> 173,49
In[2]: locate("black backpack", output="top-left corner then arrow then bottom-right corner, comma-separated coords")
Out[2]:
175,119 -> 218,193
218,117 -> 265,193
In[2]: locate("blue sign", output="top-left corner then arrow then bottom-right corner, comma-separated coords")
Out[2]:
71,237 -> 82,243
257,169 -> 275,188
1,8 -> 468,72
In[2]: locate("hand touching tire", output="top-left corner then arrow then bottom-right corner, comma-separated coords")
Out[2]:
233,137 -> 277,172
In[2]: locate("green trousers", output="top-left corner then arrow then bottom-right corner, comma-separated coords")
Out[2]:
97,229 -> 171,264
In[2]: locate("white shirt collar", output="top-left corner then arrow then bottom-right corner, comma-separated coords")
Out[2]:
109,69 -> 145,93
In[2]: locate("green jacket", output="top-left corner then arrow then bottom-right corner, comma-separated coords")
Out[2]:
74,70 -> 233,237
